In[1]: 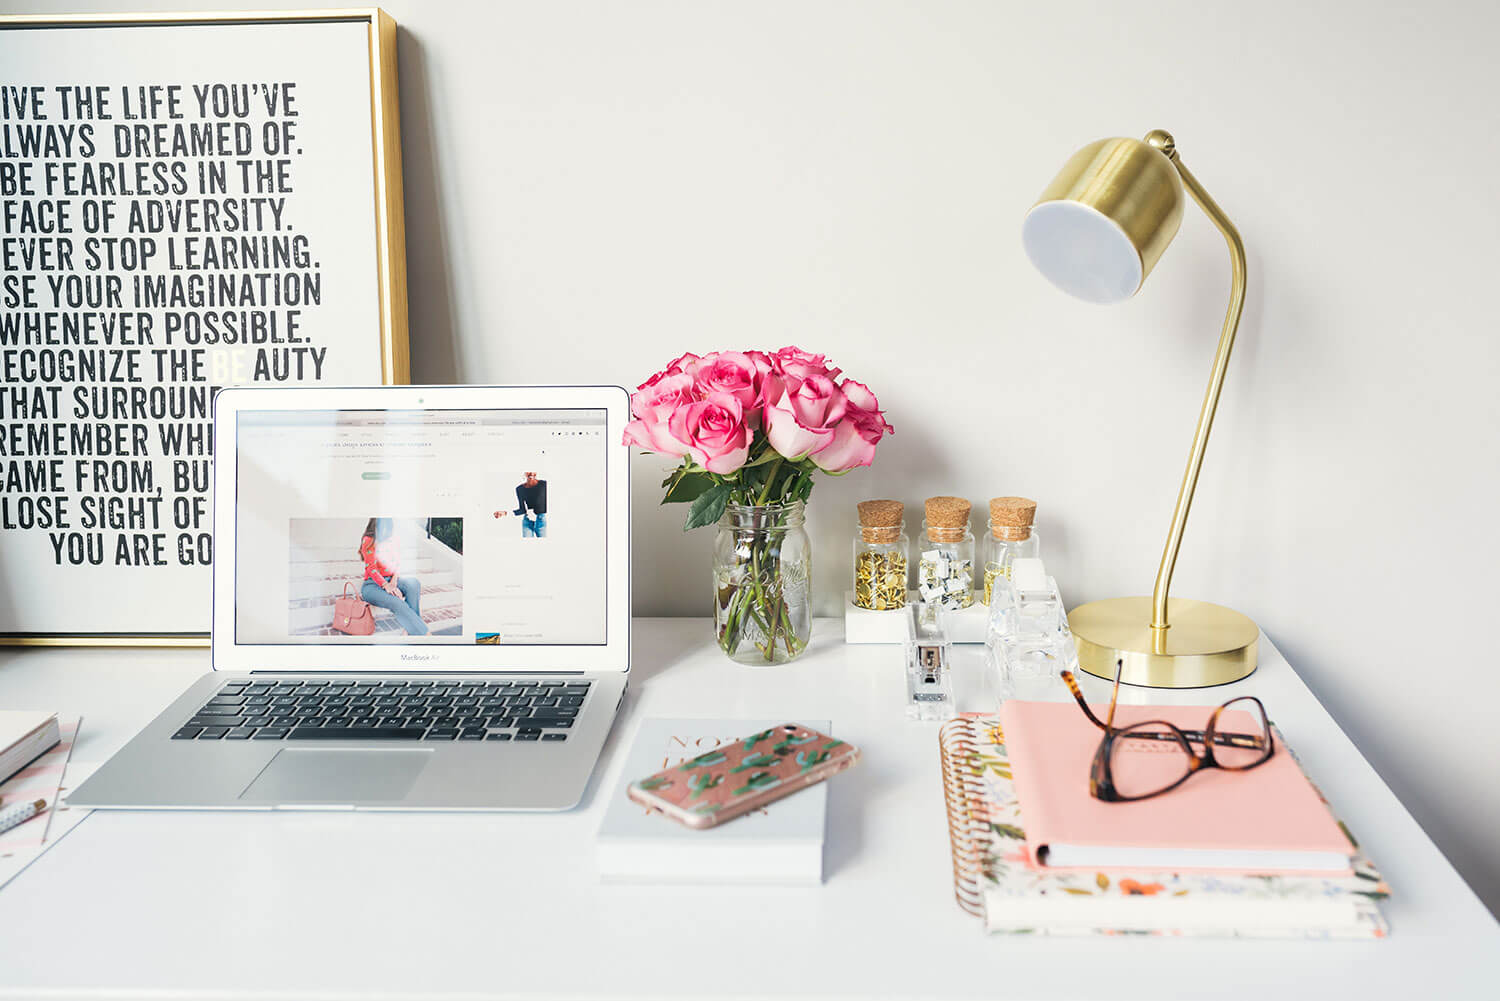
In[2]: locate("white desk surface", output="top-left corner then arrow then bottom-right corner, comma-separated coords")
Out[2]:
0,618 -> 1495,1000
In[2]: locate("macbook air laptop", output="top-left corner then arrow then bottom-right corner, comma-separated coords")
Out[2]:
69,384 -> 631,811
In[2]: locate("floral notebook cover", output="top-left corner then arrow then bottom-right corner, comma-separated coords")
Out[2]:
941,715 -> 1390,939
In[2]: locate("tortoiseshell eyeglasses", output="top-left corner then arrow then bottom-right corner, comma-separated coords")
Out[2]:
1060,659 -> 1275,802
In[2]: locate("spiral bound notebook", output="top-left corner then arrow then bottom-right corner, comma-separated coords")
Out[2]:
937,715 -> 1389,938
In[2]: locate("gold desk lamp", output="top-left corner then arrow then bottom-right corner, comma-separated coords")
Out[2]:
1021,129 -> 1257,688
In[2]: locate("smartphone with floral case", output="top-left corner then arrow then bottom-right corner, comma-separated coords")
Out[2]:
626,723 -> 860,829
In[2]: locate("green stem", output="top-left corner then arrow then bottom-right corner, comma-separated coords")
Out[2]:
756,458 -> 785,506
716,486 -> 810,663
761,547 -> 781,662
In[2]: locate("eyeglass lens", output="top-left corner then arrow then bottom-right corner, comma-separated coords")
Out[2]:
1107,722 -> 1194,799
1210,697 -> 1272,770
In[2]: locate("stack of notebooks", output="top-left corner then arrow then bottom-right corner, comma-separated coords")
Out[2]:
939,704 -> 1389,938
1,712 -> 61,785
1,712 -> 91,892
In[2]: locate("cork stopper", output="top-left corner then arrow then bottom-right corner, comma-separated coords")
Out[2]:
989,496 -> 1037,540
857,499 -> 903,543
924,496 -> 971,543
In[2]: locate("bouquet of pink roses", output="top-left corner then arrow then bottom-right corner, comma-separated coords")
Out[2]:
624,346 -> 893,662
624,346 -> 894,526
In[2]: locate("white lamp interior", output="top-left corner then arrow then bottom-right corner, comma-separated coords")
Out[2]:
1022,200 -> 1143,305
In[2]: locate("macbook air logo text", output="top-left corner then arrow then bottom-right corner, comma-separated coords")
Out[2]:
401,654 -> 440,662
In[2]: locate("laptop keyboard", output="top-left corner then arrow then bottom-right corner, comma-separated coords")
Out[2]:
170,679 -> 590,742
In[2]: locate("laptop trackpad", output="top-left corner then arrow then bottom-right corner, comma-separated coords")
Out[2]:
240,748 -> 432,803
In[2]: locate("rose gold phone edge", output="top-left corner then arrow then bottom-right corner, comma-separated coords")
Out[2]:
625,729 -> 861,829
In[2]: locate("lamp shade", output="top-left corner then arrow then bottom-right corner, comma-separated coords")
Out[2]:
1022,137 -> 1184,304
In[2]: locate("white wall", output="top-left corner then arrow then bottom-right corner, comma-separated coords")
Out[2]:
11,0 -> 1498,915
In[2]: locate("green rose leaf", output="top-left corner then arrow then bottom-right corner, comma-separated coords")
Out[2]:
662,470 -> 715,505
683,481 -> 732,531
740,449 -> 782,468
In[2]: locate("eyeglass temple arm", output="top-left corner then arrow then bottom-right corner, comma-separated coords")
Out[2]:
1106,658 -> 1123,728
1060,670 -> 1110,731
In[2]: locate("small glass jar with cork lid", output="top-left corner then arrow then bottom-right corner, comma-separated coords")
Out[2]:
918,496 -> 974,609
982,496 -> 1039,607
852,499 -> 908,611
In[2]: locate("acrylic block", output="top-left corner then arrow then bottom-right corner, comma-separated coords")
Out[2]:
942,597 -> 990,644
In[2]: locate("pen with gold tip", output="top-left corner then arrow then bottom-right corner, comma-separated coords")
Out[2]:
0,798 -> 47,835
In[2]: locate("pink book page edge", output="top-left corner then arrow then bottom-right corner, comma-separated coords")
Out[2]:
0,718 -> 80,854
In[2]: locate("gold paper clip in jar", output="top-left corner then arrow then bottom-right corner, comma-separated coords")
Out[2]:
853,499 -> 909,611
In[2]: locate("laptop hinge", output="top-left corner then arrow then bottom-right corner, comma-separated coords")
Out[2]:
244,670 -> 591,676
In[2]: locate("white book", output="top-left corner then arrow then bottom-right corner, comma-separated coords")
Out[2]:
0,711 -> 60,786
596,718 -> 830,885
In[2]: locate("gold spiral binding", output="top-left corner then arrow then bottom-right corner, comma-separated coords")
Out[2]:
939,716 -> 993,918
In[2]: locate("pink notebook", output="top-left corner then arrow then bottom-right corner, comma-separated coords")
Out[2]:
999,700 -> 1354,875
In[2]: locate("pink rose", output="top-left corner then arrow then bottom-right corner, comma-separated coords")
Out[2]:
768,345 -> 842,402
811,379 -> 894,472
667,393 -> 751,474
663,351 -> 701,375
772,346 -> 841,381
838,378 -> 890,424
633,365 -> 694,401
745,350 -> 776,380
692,351 -> 767,427
765,374 -> 848,460
621,370 -> 697,455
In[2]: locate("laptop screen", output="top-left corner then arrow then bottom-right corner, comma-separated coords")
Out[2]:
233,408 -> 608,647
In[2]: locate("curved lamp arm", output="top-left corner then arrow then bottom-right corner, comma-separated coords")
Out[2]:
1149,139 -> 1248,636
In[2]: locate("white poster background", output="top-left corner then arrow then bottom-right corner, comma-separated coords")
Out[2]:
0,21 -> 384,636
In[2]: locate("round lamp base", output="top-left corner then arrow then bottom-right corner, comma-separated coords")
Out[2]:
1069,596 -> 1258,689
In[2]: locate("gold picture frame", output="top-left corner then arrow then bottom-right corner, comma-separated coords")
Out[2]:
0,9 -> 409,646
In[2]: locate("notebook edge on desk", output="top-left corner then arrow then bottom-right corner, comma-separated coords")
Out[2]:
0,712 -> 61,786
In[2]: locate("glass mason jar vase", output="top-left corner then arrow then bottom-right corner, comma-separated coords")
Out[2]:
713,502 -> 812,666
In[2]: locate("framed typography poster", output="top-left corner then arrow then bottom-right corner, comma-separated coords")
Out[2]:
0,10 -> 409,645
